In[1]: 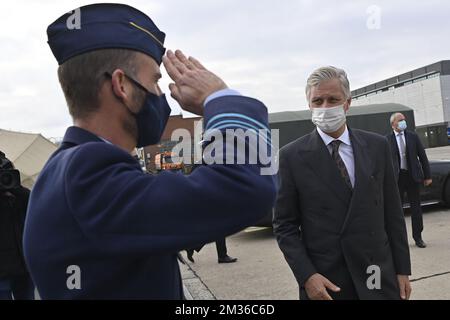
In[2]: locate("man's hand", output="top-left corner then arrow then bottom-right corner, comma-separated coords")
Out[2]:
397,275 -> 412,300
162,50 -> 227,116
424,179 -> 432,187
304,273 -> 341,300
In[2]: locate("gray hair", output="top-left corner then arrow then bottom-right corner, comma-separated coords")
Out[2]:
305,66 -> 351,100
390,112 -> 404,125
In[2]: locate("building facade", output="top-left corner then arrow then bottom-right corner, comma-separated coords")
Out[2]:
351,60 -> 450,148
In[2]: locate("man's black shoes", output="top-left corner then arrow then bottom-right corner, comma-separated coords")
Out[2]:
218,255 -> 237,263
415,239 -> 427,248
186,249 -> 195,262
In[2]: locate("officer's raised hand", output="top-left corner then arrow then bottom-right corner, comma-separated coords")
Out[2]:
163,49 -> 227,115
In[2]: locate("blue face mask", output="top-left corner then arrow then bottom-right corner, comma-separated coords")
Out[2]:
106,72 -> 171,147
133,91 -> 171,147
398,120 -> 407,131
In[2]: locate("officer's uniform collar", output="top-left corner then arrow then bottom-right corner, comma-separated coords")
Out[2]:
62,126 -> 105,146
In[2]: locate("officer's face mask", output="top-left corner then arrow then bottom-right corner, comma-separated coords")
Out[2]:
397,120 -> 407,131
311,104 -> 347,133
106,72 -> 171,148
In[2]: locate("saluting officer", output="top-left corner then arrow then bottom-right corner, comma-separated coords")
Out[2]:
24,3 -> 276,299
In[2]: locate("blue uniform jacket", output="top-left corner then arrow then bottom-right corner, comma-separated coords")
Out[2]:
23,95 -> 277,299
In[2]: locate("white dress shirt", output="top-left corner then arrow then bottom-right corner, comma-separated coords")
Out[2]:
394,130 -> 408,170
204,88 -> 241,105
317,126 -> 355,188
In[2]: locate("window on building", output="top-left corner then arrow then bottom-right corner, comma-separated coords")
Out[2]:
427,72 -> 440,79
413,76 -> 427,83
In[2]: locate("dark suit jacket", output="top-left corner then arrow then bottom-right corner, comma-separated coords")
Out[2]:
273,128 -> 411,300
24,96 -> 276,299
386,130 -> 431,183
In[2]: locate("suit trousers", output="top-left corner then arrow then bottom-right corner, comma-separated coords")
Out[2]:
216,238 -> 228,259
398,170 -> 423,241
188,238 -> 228,259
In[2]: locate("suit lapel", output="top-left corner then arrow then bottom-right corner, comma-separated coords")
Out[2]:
297,129 -> 352,205
340,129 -> 372,234
404,130 -> 412,164
390,133 -> 400,166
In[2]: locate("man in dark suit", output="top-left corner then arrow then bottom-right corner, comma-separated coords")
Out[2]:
386,113 -> 432,248
274,66 -> 412,300
24,4 -> 276,299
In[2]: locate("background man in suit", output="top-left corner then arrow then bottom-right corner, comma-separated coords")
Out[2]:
273,66 -> 412,300
186,237 -> 237,264
386,113 -> 432,248
184,162 -> 238,264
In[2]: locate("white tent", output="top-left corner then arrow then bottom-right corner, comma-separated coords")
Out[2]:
0,129 -> 57,188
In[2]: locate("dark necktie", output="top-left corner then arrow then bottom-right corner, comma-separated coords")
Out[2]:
330,140 -> 352,190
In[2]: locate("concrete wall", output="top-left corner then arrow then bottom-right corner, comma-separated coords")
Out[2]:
352,76 -> 445,127
441,75 -> 450,125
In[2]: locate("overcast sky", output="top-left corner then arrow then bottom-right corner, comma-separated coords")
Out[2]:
1,0 -> 449,139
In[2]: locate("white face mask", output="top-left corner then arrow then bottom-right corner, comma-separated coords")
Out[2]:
311,104 -> 347,133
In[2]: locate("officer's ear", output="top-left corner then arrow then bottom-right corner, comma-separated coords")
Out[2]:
111,69 -> 131,101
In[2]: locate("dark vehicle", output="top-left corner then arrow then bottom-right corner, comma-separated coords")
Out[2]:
256,159 -> 450,227
418,160 -> 450,207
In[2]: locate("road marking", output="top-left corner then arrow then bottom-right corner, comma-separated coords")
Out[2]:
410,271 -> 450,282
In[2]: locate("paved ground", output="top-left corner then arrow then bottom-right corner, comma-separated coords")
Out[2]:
181,206 -> 450,300
180,146 -> 450,300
